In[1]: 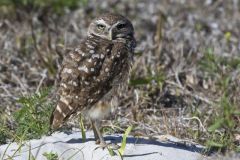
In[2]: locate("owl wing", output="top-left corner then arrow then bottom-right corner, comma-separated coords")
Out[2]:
50,36 -> 114,129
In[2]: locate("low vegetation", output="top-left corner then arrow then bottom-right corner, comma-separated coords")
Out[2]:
0,88 -> 52,144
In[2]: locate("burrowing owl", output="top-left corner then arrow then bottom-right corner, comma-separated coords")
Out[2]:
50,13 -> 136,146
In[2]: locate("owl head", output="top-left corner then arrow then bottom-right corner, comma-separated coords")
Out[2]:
88,13 -> 135,41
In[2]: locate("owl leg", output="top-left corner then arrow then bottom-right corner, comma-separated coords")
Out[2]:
91,119 -> 100,144
91,119 -> 106,146
91,119 -> 120,150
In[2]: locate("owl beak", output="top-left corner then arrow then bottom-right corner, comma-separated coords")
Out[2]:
108,28 -> 113,40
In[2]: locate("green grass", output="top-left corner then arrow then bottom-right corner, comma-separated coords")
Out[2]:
206,95 -> 240,152
0,0 -> 88,14
79,114 -> 86,142
199,48 -> 240,77
43,151 -> 59,160
197,48 -> 240,153
13,88 -> 53,141
0,123 -> 10,144
107,126 -> 133,158
130,69 -> 165,88
0,88 -> 53,145
118,126 -> 132,156
0,88 -> 54,159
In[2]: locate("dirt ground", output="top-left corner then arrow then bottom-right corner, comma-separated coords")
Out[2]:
0,0 -> 239,157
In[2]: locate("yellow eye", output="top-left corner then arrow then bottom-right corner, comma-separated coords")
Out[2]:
97,24 -> 105,30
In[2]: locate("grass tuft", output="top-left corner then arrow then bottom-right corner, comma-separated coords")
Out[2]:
14,88 -> 53,141
206,95 -> 240,152
43,151 -> 59,160
79,114 -> 86,142
107,126 -> 133,158
118,126 -> 132,156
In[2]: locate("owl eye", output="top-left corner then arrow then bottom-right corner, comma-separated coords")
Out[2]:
116,23 -> 126,30
97,24 -> 105,30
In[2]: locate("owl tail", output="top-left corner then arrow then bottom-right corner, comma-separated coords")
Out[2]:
50,97 -> 75,130
50,108 -> 63,130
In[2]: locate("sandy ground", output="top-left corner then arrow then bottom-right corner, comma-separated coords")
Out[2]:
0,130 -> 206,160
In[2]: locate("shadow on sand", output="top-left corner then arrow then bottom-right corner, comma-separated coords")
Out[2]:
65,133 -> 205,156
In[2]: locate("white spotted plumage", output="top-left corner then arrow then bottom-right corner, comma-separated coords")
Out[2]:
78,65 -> 89,73
50,13 -> 136,146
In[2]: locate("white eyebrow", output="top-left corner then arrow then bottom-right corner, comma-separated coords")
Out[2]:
112,22 -> 119,28
112,20 -> 126,28
95,19 -> 105,24
95,19 -> 111,27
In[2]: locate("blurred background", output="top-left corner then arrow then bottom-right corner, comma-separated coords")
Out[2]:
0,0 -> 239,155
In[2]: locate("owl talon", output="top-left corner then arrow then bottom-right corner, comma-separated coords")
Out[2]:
106,143 -> 120,150
99,141 -> 107,149
95,142 -> 120,150
95,139 -> 100,144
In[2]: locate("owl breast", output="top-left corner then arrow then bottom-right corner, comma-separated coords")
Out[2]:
86,36 -> 133,105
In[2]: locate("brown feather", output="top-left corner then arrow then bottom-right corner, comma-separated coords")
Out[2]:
50,13 -> 135,131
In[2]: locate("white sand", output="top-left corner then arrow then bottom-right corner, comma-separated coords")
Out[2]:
0,131 -> 207,160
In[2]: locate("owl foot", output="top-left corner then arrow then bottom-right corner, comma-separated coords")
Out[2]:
105,142 -> 120,150
95,141 -> 120,150
91,119 -> 120,150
